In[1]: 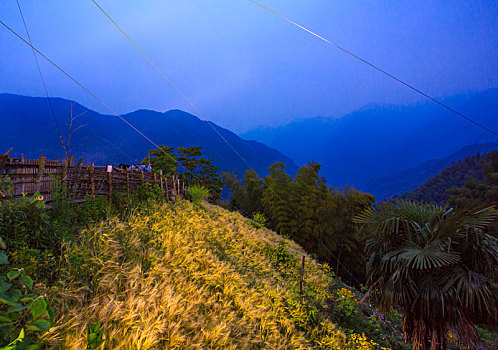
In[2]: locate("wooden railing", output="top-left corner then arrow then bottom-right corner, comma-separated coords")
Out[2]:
0,154 -> 185,203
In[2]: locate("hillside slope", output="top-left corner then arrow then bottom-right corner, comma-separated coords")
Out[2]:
46,201 -> 403,349
365,142 -> 497,199
398,153 -> 488,205
242,89 -> 498,187
0,93 -> 297,176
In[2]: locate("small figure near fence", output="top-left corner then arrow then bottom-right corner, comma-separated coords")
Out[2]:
0,154 -> 183,203
128,164 -> 152,173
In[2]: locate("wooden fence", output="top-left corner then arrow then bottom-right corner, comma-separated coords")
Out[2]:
0,154 -> 186,204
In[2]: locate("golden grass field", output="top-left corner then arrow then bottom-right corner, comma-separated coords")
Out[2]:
44,200 -> 388,349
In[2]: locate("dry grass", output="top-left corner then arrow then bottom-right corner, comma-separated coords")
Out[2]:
44,200 -> 386,349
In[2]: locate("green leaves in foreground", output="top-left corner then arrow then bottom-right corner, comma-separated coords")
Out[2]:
87,322 -> 105,350
0,258 -> 57,349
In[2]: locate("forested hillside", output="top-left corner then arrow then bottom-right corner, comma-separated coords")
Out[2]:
398,153 -> 487,205
366,142 -> 497,199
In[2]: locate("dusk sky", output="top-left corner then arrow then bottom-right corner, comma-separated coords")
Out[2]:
1,0 -> 497,132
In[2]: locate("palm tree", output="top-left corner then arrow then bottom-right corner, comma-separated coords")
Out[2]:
355,200 -> 498,350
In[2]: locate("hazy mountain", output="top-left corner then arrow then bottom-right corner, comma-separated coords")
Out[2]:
0,94 -> 297,176
365,142 -> 497,199
241,89 -> 498,190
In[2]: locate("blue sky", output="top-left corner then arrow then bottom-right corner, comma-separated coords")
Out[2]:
1,0 -> 497,132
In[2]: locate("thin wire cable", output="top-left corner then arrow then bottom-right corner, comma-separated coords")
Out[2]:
248,0 -> 498,137
0,20 -> 230,206
88,0 -> 362,284
90,0 -> 252,166
15,0 -> 69,157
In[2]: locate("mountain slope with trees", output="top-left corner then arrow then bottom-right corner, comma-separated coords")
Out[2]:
398,153 -> 486,205
0,93 -> 297,176
365,142 -> 497,199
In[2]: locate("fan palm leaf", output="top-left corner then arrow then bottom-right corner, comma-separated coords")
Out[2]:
356,200 -> 498,350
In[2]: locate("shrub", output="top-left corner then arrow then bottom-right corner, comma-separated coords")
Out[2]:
133,183 -> 165,204
333,288 -> 362,331
186,185 -> 209,206
250,211 -> 267,229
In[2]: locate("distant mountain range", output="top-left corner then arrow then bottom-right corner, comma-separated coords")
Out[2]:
0,94 -> 297,176
242,89 -> 498,197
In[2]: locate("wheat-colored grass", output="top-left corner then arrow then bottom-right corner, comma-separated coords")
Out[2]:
45,201 -> 386,349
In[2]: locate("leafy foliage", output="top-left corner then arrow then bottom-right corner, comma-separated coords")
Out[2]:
0,252 -> 56,349
250,211 -> 267,229
86,322 -> 105,350
0,188 -> 108,284
143,145 -> 223,200
186,185 -> 209,206
224,161 -> 375,285
355,200 -> 498,350
0,176 -> 12,199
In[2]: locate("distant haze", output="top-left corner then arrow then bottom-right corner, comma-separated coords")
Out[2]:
1,0 -> 497,132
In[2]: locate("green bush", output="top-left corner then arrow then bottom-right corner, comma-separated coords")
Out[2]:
133,183 -> 165,204
186,186 -> 209,206
265,241 -> 298,276
250,212 -> 267,229
0,187 -> 108,284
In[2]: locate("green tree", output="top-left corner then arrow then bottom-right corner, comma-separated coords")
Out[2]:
177,146 -> 203,182
328,187 -> 375,281
197,158 -> 223,201
355,200 -> 498,350
262,162 -> 293,235
289,161 -> 330,255
243,169 -> 264,216
142,145 -> 177,175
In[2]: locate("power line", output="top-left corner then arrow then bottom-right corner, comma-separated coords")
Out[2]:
15,0 -> 69,157
88,0 -> 362,284
0,19 -> 228,205
89,0 -> 250,165
247,0 -> 498,137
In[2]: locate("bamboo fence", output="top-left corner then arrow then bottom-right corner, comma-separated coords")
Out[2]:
0,154 -> 185,204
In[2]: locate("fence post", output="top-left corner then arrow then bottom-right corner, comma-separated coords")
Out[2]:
177,178 -> 181,196
171,175 -> 176,196
126,168 -> 130,201
141,170 -> 145,185
165,176 -> 169,200
89,163 -> 95,201
153,172 -> 157,186
159,170 -> 164,190
69,154 -> 75,167
300,256 -> 306,305
0,154 -> 7,173
35,156 -> 46,193
61,159 -> 68,188
106,165 -> 113,207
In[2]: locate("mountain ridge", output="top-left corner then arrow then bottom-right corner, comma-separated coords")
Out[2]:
0,93 -> 298,176
241,88 -> 498,191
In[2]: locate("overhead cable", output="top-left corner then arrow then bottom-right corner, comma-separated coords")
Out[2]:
247,0 -> 497,137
